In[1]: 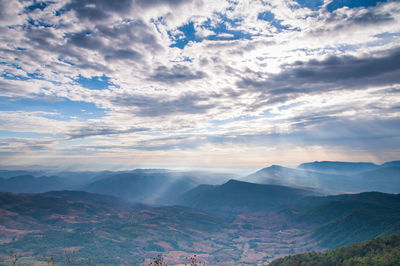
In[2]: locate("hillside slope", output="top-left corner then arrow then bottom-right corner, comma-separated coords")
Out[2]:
83,172 -> 198,204
269,234 -> 400,266
297,161 -> 378,174
178,179 -> 318,213
243,165 -> 351,193
0,175 -> 71,193
293,192 -> 400,248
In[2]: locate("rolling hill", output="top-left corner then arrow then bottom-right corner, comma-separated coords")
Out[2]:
178,179 -> 318,213
243,161 -> 400,194
292,192 -> 400,248
356,167 -> 400,194
83,172 -> 199,204
297,161 -> 379,174
1,185 -> 400,264
0,170 -> 45,179
82,170 -> 233,204
0,175 -> 72,193
269,234 -> 400,266
0,191 -> 224,265
243,165 -> 351,193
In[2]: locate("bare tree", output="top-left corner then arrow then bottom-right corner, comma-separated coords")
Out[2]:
185,254 -> 205,266
149,254 -> 167,266
11,254 -> 19,266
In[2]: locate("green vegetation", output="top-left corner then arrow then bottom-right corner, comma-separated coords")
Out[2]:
2,187 -> 400,264
179,179 -> 317,213
295,192 -> 400,248
269,234 -> 400,266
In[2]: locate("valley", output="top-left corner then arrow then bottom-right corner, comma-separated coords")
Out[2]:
0,160 -> 399,265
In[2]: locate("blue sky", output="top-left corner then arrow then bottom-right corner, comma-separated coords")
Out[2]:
0,0 -> 399,170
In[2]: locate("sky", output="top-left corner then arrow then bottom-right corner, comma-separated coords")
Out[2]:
0,0 -> 400,171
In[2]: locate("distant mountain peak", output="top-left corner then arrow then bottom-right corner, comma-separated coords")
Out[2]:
178,178 -> 317,213
298,161 -> 377,167
225,179 -> 244,184
8,175 -> 36,181
254,165 -> 287,173
268,164 -> 285,169
297,161 -> 378,175
382,161 -> 400,168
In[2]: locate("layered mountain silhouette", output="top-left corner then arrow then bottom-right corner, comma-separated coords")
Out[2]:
297,161 -> 379,174
82,172 -> 201,204
243,165 -> 350,193
292,192 -> 400,248
1,171 -> 400,264
243,161 -> 400,194
0,161 -> 398,197
177,179 -> 318,212
0,175 -> 71,193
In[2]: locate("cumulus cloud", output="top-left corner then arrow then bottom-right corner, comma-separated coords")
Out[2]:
0,0 -> 400,169
67,125 -> 149,139
237,45 -> 400,97
149,65 -> 207,84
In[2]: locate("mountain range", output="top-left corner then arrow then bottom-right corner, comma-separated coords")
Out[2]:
177,179 -> 318,213
243,161 -> 400,194
1,185 -> 399,264
0,175 -> 71,193
1,160 -> 399,199
270,234 -> 400,266
0,160 -> 399,264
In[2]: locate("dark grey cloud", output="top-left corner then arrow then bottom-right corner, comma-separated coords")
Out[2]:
104,48 -> 142,61
95,20 -> 163,53
68,126 -> 149,139
325,9 -> 394,25
0,0 -> 8,20
237,46 -> 400,102
16,26 -> 112,73
112,93 -> 214,117
18,18 -> 163,72
309,6 -> 396,37
350,10 -> 394,24
68,31 -> 104,50
8,1 -> 166,74
135,0 -> 190,8
24,27 -> 57,47
67,29 -> 143,61
63,0 -> 133,21
149,65 -> 207,84
62,0 -> 192,21
279,48 -> 400,83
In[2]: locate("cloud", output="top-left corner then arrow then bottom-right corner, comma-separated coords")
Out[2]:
135,0 -> 191,8
0,0 -> 400,168
111,92 -> 215,116
0,137 -> 57,152
67,125 -> 149,139
276,46 -> 400,84
149,65 -> 207,84
68,31 -> 105,50
237,46 -> 400,102
0,79 -> 42,97
62,0 -> 134,21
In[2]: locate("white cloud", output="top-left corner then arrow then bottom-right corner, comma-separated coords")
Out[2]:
0,0 -> 399,168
